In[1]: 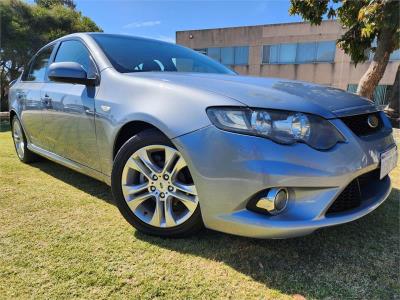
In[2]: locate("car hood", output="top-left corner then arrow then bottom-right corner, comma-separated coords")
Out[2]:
126,72 -> 378,118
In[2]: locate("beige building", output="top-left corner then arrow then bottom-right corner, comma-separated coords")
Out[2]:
176,20 -> 399,105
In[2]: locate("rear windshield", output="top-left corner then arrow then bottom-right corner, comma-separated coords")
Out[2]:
91,34 -> 235,75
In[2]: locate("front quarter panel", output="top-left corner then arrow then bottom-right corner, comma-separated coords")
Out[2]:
95,69 -> 243,176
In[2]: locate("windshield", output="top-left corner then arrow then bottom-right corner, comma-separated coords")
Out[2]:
91,34 -> 235,75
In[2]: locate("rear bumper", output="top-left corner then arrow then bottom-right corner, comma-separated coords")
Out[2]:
173,117 -> 395,239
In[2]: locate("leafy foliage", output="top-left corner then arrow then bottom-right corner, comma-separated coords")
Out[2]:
289,0 -> 399,64
0,0 -> 101,110
35,0 -> 76,9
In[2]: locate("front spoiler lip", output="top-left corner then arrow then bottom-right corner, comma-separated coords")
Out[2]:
216,176 -> 391,239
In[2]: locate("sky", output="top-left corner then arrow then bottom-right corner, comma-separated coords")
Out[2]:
56,0 -> 303,43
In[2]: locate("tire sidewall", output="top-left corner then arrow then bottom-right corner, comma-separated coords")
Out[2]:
11,117 -> 28,163
111,129 -> 203,237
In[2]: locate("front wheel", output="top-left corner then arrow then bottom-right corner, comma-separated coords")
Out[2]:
111,129 -> 203,237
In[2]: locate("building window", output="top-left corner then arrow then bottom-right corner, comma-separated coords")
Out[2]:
234,46 -> 249,65
270,45 -> 279,63
316,41 -> 336,62
205,46 -> 249,65
347,84 -> 393,105
221,47 -> 234,65
369,39 -> 400,61
207,47 -> 221,62
369,48 -> 400,61
262,41 -> 336,64
263,45 -> 280,64
280,43 -> 297,63
389,49 -> 400,61
296,42 -> 315,63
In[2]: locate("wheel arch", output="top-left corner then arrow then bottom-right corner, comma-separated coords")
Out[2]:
113,120 -> 169,159
9,110 -> 31,144
9,109 -> 17,125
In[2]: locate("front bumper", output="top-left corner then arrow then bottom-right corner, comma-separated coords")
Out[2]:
173,117 -> 395,239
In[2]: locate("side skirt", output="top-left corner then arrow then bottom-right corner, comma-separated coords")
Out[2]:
27,143 -> 111,186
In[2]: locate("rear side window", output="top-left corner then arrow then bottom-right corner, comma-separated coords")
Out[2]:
54,40 -> 93,73
25,46 -> 54,82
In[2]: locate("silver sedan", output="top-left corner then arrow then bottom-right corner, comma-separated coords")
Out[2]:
9,33 -> 398,238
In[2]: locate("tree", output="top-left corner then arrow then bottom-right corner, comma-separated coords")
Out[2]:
289,0 -> 399,106
0,0 -> 101,111
35,0 -> 76,10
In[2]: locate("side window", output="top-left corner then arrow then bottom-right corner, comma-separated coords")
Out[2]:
25,46 -> 54,82
54,40 -> 96,76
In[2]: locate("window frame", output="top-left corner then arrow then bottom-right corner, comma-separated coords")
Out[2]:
21,43 -> 57,83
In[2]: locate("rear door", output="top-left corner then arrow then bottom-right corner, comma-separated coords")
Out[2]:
41,39 -> 101,171
17,45 -> 55,148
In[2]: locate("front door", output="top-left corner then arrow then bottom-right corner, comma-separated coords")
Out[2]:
41,39 -> 100,171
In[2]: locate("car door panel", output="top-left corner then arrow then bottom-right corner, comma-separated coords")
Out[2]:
40,83 -> 100,170
16,45 -> 55,148
18,83 -> 45,147
41,39 -> 101,171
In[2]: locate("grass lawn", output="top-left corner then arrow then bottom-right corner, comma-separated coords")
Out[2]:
0,130 -> 399,299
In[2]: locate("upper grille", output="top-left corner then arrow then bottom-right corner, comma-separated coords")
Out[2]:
340,112 -> 383,136
326,169 -> 381,215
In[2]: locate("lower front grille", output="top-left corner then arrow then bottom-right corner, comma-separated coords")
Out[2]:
326,179 -> 361,215
326,169 -> 381,215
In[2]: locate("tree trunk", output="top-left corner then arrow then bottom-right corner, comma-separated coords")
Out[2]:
0,90 -> 8,112
0,65 -> 20,112
357,28 -> 395,100
0,68 -> 7,112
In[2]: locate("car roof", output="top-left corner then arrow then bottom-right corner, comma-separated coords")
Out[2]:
57,32 -> 174,45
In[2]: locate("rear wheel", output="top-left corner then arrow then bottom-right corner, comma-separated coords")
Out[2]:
11,117 -> 39,163
111,129 -> 203,237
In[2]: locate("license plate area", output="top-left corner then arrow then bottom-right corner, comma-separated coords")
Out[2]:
380,146 -> 398,179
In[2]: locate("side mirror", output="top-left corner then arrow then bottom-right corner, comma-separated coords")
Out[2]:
48,62 -> 97,86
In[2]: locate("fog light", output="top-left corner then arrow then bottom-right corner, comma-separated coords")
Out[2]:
256,188 -> 288,215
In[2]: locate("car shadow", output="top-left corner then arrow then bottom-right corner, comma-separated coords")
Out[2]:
134,190 -> 399,299
31,158 -> 399,299
31,158 -> 114,205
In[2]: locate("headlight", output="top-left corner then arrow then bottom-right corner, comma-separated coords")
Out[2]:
206,107 -> 345,150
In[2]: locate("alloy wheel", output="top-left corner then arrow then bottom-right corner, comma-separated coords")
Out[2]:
121,145 -> 199,228
12,119 -> 25,160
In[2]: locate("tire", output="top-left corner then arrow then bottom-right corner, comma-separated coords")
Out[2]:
111,129 -> 203,237
11,116 -> 39,163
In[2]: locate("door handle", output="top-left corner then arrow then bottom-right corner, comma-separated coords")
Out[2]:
85,109 -> 95,116
16,92 -> 24,100
41,95 -> 52,107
